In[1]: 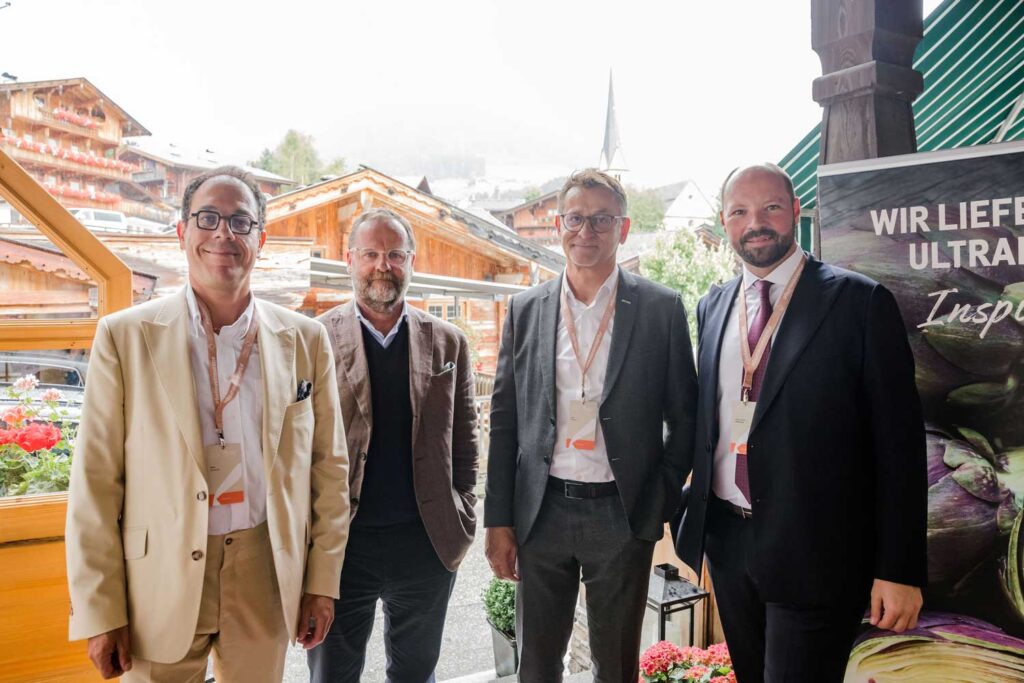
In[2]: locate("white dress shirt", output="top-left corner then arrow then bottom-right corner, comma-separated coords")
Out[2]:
185,285 -> 267,535
549,267 -> 619,483
354,300 -> 409,349
713,248 -> 804,507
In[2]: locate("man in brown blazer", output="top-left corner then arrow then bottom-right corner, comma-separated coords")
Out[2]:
66,166 -> 350,682
310,207 -> 479,683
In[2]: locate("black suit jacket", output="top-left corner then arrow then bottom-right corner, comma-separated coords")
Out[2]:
675,255 -> 927,605
484,269 -> 698,543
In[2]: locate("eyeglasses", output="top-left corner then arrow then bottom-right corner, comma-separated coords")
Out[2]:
559,213 -> 624,233
350,247 -> 414,266
190,210 -> 260,235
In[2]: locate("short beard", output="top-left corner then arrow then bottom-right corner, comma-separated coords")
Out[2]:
354,273 -> 409,313
736,228 -> 796,269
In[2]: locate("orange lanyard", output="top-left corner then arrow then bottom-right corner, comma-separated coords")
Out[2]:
194,295 -> 260,447
561,279 -> 618,401
737,255 -> 805,402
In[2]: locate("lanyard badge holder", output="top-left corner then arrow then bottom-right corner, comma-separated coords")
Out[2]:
729,257 -> 806,484
195,296 -> 260,507
561,282 -> 617,453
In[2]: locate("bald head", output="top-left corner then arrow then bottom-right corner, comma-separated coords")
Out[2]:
720,163 -> 795,208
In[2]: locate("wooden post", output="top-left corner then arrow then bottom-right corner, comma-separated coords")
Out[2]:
812,0 -> 925,163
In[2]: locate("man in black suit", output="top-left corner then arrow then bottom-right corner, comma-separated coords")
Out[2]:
485,169 -> 697,681
675,163 -> 927,682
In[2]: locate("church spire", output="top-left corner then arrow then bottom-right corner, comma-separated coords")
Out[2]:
599,70 -> 627,178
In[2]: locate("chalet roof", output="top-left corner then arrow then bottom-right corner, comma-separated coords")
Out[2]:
493,189 -> 560,218
270,166 -> 566,273
0,77 -> 150,137
0,235 -> 159,294
120,137 -> 296,185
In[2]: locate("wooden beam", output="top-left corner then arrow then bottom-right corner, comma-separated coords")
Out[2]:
812,0 -> 925,163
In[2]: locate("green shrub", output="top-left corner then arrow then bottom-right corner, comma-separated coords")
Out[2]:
482,577 -> 516,636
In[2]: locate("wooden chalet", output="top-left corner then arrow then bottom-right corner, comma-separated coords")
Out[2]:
119,137 -> 296,214
0,234 -> 157,317
491,190 -> 560,246
0,78 -> 173,224
266,167 -> 564,373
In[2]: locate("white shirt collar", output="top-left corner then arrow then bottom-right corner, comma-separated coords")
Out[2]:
741,247 -> 805,290
562,266 -> 620,309
184,284 -> 256,338
355,299 -> 409,348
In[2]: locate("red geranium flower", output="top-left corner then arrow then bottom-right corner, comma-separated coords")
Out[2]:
15,422 -> 62,452
0,428 -> 16,445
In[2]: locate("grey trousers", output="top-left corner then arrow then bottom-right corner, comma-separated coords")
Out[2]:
516,489 -> 655,683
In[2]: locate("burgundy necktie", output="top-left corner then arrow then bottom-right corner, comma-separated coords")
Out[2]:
735,279 -> 772,503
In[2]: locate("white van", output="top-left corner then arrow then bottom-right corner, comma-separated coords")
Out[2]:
67,208 -> 130,233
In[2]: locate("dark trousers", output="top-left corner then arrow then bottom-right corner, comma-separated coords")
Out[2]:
307,518 -> 456,683
516,489 -> 655,683
704,498 -> 866,683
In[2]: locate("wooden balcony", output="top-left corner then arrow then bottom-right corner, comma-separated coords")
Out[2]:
3,145 -> 130,182
13,109 -> 120,144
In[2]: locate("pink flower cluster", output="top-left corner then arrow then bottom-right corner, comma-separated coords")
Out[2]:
639,641 -> 735,683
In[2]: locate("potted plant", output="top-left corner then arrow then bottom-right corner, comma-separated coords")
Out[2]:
639,641 -> 735,682
482,577 -> 518,676
1,375 -> 76,496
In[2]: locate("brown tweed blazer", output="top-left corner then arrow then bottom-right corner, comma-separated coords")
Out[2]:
318,301 -> 478,571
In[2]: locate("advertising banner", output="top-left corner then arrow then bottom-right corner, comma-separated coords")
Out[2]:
817,141 -> 1024,679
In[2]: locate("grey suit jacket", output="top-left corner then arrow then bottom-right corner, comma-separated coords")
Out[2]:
484,269 -> 698,543
318,302 -> 479,571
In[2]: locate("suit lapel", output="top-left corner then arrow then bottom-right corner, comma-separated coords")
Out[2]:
600,270 -> 638,403
333,302 -> 373,427
751,258 -> 843,432
539,278 -> 560,418
142,290 -> 205,474
703,278 -> 742,439
256,301 -> 295,473
408,308 -> 432,451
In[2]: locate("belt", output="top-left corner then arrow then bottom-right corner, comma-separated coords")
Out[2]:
712,495 -> 753,519
547,476 -> 618,500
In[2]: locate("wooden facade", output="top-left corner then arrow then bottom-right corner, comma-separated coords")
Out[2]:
267,168 -> 563,373
0,78 -> 171,224
492,190 -> 560,246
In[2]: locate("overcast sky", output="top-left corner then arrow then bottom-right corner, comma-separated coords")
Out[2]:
0,0 -> 942,193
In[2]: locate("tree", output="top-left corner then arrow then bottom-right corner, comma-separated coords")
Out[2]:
250,130 -> 345,185
626,186 -> 665,232
641,229 -> 738,346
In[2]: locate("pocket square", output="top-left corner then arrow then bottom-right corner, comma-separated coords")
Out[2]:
296,379 -> 312,401
434,361 -> 456,376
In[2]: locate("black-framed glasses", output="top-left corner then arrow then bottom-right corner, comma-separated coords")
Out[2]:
559,213 -> 624,233
190,210 -> 260,235
350,247 -> 414,266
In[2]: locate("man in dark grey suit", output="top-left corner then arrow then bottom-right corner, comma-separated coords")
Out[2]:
484,169 -> 698,682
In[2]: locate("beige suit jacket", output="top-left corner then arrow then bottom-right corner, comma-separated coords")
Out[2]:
66,289 -> 350,664
318,302 -> 477,571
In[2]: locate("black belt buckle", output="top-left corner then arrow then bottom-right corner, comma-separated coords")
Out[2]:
563,481 -> 588,500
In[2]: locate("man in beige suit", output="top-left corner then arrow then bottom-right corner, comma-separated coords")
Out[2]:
311,208 -> 478,682
66,166 -> 350,682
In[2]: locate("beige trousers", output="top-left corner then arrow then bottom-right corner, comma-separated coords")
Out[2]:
123,523 -> 289,683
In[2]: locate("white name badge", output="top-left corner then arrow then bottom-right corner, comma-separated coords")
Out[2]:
729,400 -> 756,459
566,399 -> 600,452
205,443 -> 245,506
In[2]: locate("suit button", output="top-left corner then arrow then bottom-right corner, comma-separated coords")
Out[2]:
549,416 -> 555,426
192,550 -> 203,561
705,442 -> 713,453
543,456 -> 551,464
197,491 -> 207,501
352,497 -> 360,506
359,451 -> 367,461
225,538 -> 233,546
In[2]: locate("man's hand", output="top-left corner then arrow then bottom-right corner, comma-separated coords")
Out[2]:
870,578 -> 923,633
296,593 -> 335,649
87,626 -> 131,679
485,526 -> 519,581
